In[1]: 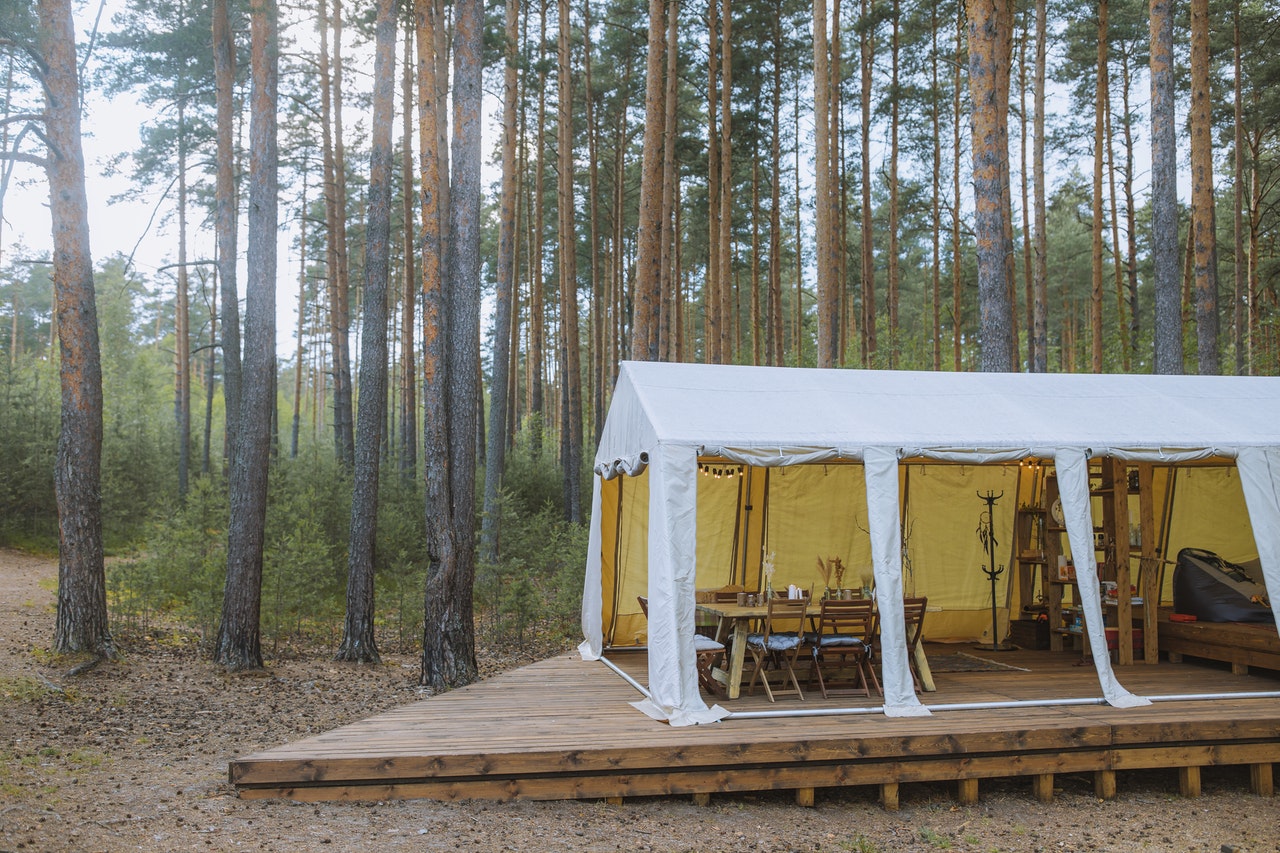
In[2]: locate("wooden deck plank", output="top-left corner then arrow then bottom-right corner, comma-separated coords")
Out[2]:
230,646 -> 1280,803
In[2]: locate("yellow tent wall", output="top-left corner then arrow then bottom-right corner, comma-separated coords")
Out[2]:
597,458 -> 1261,650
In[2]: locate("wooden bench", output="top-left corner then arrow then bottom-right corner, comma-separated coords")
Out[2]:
1159,609 -> 1280,675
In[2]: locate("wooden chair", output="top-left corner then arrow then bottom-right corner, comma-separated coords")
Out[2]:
745,597 -> 809,702
809,598 -> 880,698
902,596 -> 928,693
637,596 -> 726,697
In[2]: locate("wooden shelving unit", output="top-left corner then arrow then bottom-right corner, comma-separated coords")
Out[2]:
1018,460 -> 1161,663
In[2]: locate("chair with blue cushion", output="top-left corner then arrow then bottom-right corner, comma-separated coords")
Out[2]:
810,598 -> 879,698
745,597 -> 809,702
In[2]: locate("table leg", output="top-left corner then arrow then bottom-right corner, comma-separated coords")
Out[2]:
912,642 -> 935,692
727,619 -> 748,700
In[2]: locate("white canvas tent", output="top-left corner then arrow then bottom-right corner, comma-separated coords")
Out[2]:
579,362 -> 1280,726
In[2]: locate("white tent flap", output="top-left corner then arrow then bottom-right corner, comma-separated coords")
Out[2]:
1236,447 -> 1280,627
866,447 -> 930,716
1054,449 -> 1150,708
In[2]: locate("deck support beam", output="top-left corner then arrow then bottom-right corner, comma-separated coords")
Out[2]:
692,792 -> 711,806
1094,769 -> 1117,799
795,787 -> 814,807
957,778 -> 979,805
880,782 -> 899,811
1179,766 -> 1201,798
1249,763 -> 1273,797
1032,773 -> 1054,803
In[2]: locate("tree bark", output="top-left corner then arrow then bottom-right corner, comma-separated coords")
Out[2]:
859,0 -> 875,367
421,0 -> 482,690
557,0 -> 582,523
887,0 -> 900,369
633,0 -> 666,361
1032,0 -> 1047,373
1190,0 -> 1218,375
659,0 -> 679,361
41,0 -> 112,659
1232,2 -> 1245,375
768,7 -> 783,367
291,175 -> 308,459
814,0 -> 838,368
330,0 -> 354,464
399,27 -> 418,478
1091,0 -> 1107,373
482,0 -> 521,563
966,0 -> 1015,373
952,5 -> 964,371
213,0 -> 241,462
216,0 -> 277,672
1150,0 -> 1182,374
337,0 -> 395,665
717,0 -> 733,363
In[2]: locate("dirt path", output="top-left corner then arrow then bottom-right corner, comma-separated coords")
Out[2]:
2,548 -> 1278,852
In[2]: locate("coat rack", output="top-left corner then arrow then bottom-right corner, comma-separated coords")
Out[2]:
976,489 -> 1014,651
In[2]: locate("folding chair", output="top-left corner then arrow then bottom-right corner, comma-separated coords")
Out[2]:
810,598 -> 880,698
745,597 -> 809,702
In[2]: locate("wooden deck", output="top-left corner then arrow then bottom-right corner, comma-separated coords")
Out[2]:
230,646 -> 1280,806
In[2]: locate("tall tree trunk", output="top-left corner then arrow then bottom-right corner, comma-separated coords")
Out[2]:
482,0 -> 521,563
1105,66 -> 1130,371
859,0 -> 875,367
1232,2 -> 1245,375
966,0 -> 1015,373
331,0 -> 354,464
175,103 -> 191,495
202,269 -> 217,475
337,0 -> 395,665
659,0 -> 679,361
930,2 -> 942,371
1031,0 -> 1048,373
814,0 -> 838,368
1150,0 -> 1182,374
41,0 -> 112,658
633,0 -> 666,361
1190,0 -> 1218,375
415,0 -> 449,681
768,7 -> 783,367
583,0 -> 603,437
705,0 -> 721,364
216,0 -> 277,672
421,0 -> 483,690
1090,0 -> 1107,373
213,0 -> 241,460
1018,22 -> 1032,371
886,0 -> 900,369
1119,45 -> 1140,370
530,0 -> 547,450
400,27 -> 418,478
557,0 -> 583,522
291,175 -> 308,459
952,4 -> 964,371
717,0 -> 733,363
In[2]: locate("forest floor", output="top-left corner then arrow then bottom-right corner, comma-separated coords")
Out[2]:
3,547 -> 1280,853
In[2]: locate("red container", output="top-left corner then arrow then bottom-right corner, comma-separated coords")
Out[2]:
1104,627 -> 1143,650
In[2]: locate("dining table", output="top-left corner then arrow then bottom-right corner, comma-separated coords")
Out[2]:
695,599 -> 935,699
694,600 -> 774,699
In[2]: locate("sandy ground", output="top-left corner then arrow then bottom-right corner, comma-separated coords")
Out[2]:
2,547 -> 1279,852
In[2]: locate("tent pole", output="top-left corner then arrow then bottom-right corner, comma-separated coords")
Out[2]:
724,690 -> 1280,720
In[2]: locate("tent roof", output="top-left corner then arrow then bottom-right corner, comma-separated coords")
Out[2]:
596,362 -> 1280,468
